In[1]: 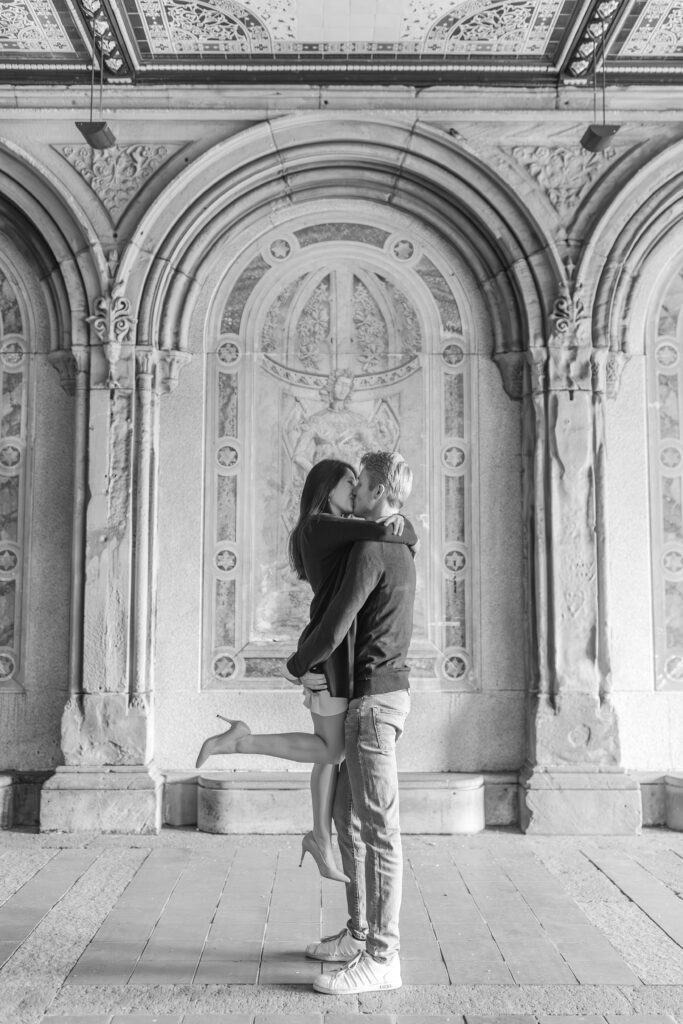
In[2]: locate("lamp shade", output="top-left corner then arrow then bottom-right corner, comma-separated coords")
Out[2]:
580,124 -> 620,152
75,121 -> 116,149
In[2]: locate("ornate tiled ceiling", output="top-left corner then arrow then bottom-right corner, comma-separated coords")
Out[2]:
0,0 -> 682,84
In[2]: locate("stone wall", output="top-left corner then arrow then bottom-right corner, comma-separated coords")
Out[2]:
0,94 -> 681,831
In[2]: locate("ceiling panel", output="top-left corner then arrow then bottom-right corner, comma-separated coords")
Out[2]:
0,0 -> 682,84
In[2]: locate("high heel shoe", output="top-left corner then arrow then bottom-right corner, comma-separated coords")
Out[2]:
299,831 -> 350,883
195,716 -> 251,769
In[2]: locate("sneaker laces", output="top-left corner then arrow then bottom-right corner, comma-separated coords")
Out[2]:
337,950 -> 364,973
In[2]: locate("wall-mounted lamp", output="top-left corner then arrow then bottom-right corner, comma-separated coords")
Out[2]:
581,19 -> 619,153
75,25 -> 115,149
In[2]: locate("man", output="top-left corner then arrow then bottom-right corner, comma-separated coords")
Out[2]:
286,450 -> 417,995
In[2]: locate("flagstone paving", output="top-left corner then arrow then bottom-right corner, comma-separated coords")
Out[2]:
0,829 -> 681,1024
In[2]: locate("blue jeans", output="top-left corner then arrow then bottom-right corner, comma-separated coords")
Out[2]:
332,689 -> 410,962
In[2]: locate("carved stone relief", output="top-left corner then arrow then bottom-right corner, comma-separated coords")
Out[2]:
203,221 -> 474,690
509,145 -> 618,222
0,268 -> 28,694
57,145 -> 179,222
648,264 -> 683,690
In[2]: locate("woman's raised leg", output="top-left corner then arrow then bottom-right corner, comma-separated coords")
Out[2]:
196,712 -> 345,767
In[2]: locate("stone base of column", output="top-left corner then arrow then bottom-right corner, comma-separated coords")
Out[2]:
40,764 -> 163,834
519,766 -> 642,835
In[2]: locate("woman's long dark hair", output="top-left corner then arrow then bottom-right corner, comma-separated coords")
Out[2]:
288,459 -> 356,580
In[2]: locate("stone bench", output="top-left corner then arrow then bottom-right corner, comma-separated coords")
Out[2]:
196,771 -> 485,834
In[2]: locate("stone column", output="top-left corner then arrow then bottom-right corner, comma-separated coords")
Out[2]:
42,287 -> 190,833
517,286 -> 641,834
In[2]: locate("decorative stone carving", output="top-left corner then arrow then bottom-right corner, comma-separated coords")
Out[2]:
157,349 -> 192,394
519,278 -> 640,833
494,350 -> 526,400
647,265 -> 683,691
86,285 -> 136,387
47,347 -> 90,396
58,145 -> 176,221
204,223 -> 473,688
510,145 -> 617,221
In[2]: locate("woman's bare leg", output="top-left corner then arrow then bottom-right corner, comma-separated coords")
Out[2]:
196,712 -> 345,768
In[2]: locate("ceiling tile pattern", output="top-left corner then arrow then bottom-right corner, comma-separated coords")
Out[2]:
1,0 -> 85,63
1,0 -> 682,82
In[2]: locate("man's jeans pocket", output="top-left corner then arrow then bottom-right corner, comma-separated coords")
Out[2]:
371,703 -> 408,752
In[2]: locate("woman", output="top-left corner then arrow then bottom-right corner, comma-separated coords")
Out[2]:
195,458 -> 416,882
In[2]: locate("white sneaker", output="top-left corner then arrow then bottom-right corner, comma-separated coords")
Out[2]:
313,950 -> 402,994
305,927 -> 365,962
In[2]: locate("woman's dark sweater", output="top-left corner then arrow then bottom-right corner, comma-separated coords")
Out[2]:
296,514 -> 417,699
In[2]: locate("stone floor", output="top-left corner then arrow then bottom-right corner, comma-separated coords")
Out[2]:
0,827 -> 681,1024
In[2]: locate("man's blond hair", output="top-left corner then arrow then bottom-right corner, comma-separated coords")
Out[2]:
360,451 -> 413,509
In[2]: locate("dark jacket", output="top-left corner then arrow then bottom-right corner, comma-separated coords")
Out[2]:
288,538 -> 417,698
297,514 -> 416,699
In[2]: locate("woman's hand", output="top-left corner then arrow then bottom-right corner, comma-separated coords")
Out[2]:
384,513 -> 405,536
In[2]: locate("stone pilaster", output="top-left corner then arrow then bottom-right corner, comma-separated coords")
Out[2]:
518,285 -> 641,834
41,289 -> 191,834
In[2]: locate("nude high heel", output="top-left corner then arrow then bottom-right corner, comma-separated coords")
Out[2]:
299,831 -> 350,883
195,716 -> 250,769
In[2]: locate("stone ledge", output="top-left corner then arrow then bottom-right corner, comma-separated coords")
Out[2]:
162,769 -> 520,831
666,773 -> 683,830
195,770 -> 486,835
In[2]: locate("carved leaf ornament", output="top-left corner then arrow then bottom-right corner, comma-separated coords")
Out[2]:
511,145 -> 616,221
59,145 -> 172,221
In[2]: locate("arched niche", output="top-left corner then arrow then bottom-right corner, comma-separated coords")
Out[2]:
646,255 -> 683,691
199,201 -> 484,694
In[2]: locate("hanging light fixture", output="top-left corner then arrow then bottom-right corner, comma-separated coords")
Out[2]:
75,22 -> 116,149
581,17 -> 619,153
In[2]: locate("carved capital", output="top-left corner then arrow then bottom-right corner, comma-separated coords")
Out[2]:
86,285 -> 136,388
493,351 -> 526,400
47,347 -> 90,395
605,350 -> 629,399
157,350 -> 192,395
135,346 -> 158,385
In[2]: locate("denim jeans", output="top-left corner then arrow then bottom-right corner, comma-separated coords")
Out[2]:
332,689 -> 410,962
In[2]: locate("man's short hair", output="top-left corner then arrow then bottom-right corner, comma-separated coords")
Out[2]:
360,451 -> 413,509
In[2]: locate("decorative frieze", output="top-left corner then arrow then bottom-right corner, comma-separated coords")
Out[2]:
58,145 -> 177,222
